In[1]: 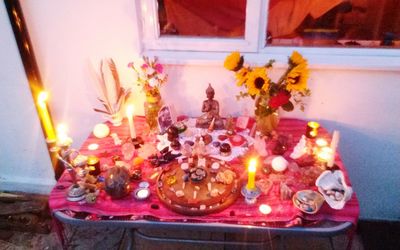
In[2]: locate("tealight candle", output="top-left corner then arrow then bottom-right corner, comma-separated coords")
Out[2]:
137,188 -> 149,199
259,204 -> 272,215
56,124 -> 72,148
316,138 -> 328,147
246,158 -> 257,190
88,143 -> 99,151
317,147 -> 333,163
37,91 -> 56,140
271,156 -> 288,172
93,123 -> 110,138
87,155 -> 101,176
126,105 -> 136,139
306,121 -> 320,139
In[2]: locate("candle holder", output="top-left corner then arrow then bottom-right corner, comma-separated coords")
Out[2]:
305,121 -> 320,139
133,181 -> 151,200
241,185 -> 261,205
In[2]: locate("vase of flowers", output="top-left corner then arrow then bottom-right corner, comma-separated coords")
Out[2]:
128,56 -> 167,132
224,51 -> 310,135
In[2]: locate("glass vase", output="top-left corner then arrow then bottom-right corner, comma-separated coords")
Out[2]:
144,93 -> 162,133
255,112 -> 280,135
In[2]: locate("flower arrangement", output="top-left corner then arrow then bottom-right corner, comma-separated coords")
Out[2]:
128,56 -> 167,102
224,51 -> 310,118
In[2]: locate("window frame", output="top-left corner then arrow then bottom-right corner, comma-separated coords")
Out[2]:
137,0 -> 400,70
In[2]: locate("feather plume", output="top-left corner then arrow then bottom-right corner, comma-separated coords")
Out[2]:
93,58 -> 132,119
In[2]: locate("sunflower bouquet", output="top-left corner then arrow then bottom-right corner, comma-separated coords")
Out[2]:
224,51 -> 310,118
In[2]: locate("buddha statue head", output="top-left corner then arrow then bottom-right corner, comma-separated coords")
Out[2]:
206,84 -> 215,99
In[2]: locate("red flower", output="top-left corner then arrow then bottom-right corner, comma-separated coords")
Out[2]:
268,91 -> 291,108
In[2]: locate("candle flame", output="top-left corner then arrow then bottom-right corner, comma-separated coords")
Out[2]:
37,91 -> 48,107
126,104 -> 134,117
316,138 -> 328,147
248,158 -> 257,172
308,121 -> 320,129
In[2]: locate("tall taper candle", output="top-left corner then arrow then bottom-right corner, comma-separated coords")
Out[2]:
37,91 -> 56,140
327,130 -> 340,167
247,158 -> 257,190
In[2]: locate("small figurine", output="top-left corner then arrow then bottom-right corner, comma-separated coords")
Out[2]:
196,84 -> 224,129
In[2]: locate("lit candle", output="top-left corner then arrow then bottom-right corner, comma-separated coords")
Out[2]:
306,121 -> 320,139
318,147 -> 333,163
259,204 -> 272,215
56,123 -> 72,147
126,105 -> 136,138
37,91 -> 56,140
88,143 -> 99,151
247,158 -> 257,190
316,138 -> 328,147
327,130 -> 340,167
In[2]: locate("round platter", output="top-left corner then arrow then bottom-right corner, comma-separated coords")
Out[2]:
156,157 -> 241,216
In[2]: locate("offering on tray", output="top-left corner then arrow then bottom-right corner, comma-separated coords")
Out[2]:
293,190 -> 324,214
156,157 -> 240,215
316,170 -> 353,209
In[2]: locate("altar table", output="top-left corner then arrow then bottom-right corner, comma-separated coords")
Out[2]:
49,117 -> 359,249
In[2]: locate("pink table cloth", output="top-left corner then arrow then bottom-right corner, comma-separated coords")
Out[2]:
49,117 -> 359,226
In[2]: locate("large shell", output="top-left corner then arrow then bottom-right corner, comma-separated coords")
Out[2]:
315,170 -> 353,209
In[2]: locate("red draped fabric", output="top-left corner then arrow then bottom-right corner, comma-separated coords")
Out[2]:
49,117 -> 359,226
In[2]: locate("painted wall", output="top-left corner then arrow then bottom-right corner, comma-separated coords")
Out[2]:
0,0 -> 397,220
0,3 -> 55,194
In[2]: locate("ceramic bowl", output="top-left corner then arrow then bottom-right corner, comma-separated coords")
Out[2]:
293,190 -> 325,214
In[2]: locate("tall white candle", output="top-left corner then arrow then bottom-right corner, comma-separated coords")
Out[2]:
327,130 -> 340,167
126,105 -> 136,138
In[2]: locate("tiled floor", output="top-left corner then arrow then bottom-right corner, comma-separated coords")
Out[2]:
0,225 -> 364,250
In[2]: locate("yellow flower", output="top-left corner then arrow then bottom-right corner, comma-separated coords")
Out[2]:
289,51 -> 307,66
224,51 -> 243,71
235,67 -> 249,86
286,63 -> 309,92
246,67 -> 270,96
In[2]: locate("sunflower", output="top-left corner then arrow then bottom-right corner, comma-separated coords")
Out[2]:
285,63 -> 309,92
235,67 -> 249,86
224,51 -> 243,71
289,51 -> 307,66
246,67 -> 270,96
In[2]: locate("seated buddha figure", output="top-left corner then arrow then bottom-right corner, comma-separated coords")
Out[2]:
196,84 -> 224,130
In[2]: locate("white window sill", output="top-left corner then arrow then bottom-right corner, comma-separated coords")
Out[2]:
143,48 -> 400,71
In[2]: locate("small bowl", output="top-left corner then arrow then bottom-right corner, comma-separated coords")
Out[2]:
293,190 -> 324,214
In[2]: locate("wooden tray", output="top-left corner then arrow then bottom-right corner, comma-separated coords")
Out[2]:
156,157 -> 241,216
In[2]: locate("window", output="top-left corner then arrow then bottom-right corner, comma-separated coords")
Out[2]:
266,0 -> 400,48
137,0 -> 400,69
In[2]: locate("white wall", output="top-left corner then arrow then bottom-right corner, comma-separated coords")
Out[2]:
0,3 -> 55,194
1,0 -> 397,220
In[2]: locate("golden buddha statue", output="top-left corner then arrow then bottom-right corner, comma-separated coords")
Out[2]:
196,84 -> 224,129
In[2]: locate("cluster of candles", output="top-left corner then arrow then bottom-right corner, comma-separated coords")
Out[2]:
307,121 -> 340,168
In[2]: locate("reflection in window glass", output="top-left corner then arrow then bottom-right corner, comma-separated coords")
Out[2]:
266,0 -> 400,48
158,0 -> 246,38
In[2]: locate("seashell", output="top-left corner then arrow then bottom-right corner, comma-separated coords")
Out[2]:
175,190 -> 184,197
315,170 -> 353,209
